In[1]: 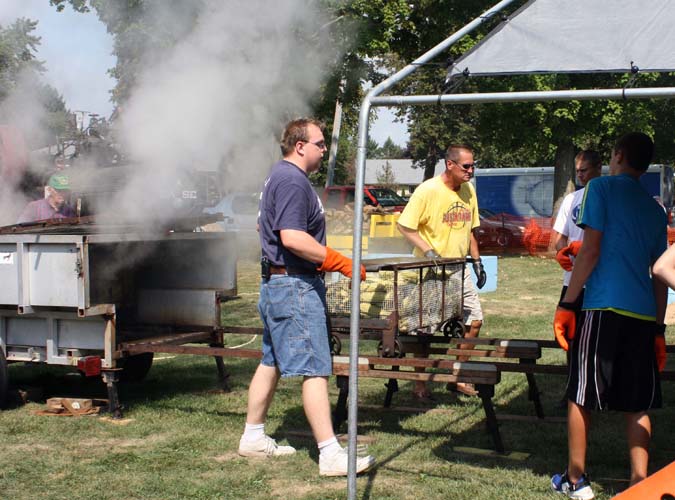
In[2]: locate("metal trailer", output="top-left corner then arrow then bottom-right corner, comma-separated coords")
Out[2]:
0,227 -> 237,415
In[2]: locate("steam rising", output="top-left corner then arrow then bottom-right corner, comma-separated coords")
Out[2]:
1,1 -> 339,229
110,0 -> 335,225
0,71 -> 52,225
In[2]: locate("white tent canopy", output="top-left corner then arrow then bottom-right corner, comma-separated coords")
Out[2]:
447,0 -> 675,80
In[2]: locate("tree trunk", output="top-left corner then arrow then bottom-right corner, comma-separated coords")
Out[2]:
552,138 -> 576,216
423,144 -> 439,181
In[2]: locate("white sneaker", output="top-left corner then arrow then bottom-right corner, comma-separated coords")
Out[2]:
238,435 -> 296,458
319,447 -> 376,477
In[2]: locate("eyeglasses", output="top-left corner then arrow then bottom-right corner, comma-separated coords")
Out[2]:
450,159 -> 476,170
302,140 -> 327,150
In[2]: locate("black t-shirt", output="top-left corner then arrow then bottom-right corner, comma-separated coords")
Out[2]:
258,160 -> 326,270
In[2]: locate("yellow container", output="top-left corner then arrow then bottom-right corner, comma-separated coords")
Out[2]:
327,234 -> 369,253
369,214 -> 401,238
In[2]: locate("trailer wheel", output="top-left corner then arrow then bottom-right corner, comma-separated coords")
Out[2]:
0,348 -> 8,409
119,352 -> 154,383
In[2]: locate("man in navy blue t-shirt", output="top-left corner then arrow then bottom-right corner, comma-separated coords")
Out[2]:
237,118 -> 374,477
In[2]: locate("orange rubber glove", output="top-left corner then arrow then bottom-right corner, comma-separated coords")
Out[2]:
318,246 -> 366,280
553,302 -> 577,351
555,240 -> 582,271
655,333 -> 666,373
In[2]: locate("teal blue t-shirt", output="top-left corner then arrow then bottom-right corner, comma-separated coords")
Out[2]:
578,174 -> 667,319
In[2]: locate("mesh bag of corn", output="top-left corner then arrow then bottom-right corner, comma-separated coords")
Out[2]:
325,263 -> 463,333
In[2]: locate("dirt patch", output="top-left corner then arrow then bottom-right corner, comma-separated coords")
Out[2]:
212,452 -> 240,463
79,434 -> 168,449
268,478 -> 344,499
8,443 -> 50,452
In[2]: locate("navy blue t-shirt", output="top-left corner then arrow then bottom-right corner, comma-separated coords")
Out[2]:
258,160 -> 326,271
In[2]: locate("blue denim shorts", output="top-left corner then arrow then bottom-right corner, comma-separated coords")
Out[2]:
258,274 -> 332,377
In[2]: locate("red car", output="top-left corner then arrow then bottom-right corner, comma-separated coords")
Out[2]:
475,208 -> 528,248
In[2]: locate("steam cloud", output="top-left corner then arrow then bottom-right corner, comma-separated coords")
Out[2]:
0,70 -> 53,225
110,0 -> 337,225
1,0 -> 340,229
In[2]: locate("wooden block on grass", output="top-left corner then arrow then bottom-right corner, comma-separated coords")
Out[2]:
46,397 -> 93,411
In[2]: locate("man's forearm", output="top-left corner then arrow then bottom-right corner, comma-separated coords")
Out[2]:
469,233 -> 480,260
653,275 -> 668,324
553,231 -> 569,251
397,224 -> 433,253
279,229 -> 327,264
563,246 -> 598,303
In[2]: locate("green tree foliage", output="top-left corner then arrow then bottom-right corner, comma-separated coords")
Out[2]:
375,160 -> 396,186
0,18 -> 44,100
368,136 -> 407,159
0,18 -> 70,148
51,0 -> 675,207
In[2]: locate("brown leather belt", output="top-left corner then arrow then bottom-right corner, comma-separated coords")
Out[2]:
269,265 -> 321,276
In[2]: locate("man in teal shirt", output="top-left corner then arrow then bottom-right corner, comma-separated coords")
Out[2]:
551,132 -> 668,499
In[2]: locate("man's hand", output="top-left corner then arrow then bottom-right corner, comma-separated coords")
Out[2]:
555,240 -> 582,271
424,249 -> 442,279
553,302 -> 577,351
472,258 -> 487,289
654,325 -> 666,372
318,246 -> 366,280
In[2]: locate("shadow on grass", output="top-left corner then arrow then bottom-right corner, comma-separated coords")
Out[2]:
5,353 -> 260,413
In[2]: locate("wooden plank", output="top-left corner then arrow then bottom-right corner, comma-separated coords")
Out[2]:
122,343 -> 262,359
219,326 -> 264,335
120,331 -> 212,347
332,365 -> 498,385
497,414 -> 566,424
452,447 -> 530,461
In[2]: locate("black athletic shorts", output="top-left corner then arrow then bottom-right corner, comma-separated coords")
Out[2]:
566,309 -> 662,412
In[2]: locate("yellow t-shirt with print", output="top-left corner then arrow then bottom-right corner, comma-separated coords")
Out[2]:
398,175 -> 479,258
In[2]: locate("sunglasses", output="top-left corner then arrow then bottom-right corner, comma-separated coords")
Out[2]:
450,159 -> 476,170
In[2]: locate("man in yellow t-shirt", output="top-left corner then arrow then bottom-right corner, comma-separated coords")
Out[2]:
397,144 -> 486,399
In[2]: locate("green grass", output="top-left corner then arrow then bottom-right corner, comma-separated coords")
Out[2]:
1,256 -> 674,499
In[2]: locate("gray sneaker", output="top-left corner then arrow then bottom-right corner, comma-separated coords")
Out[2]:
238,435 -> 296,458
319,447 -> 376,477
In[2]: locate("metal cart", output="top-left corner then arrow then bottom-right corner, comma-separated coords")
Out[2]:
325,256 -> 467,358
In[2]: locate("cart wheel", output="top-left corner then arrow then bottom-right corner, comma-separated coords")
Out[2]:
0,348 -> 7,409
377,340 -> 403,358
330,334 -> 342,355
443,319 -> 465,339
119,352 -> 154,383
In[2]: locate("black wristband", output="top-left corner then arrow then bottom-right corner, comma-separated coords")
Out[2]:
558,301 -> 576,311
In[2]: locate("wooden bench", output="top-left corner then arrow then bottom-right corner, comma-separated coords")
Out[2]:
331,330 -> 546,417
331,355 -> 504,452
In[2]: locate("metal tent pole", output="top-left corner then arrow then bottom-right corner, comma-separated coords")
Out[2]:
370,87 -> 675,106
346,1 -> 520,498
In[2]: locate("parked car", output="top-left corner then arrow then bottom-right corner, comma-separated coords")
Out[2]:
204,191 -> 260,255
322,185 -> 407,212
475,208 -> 528,248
